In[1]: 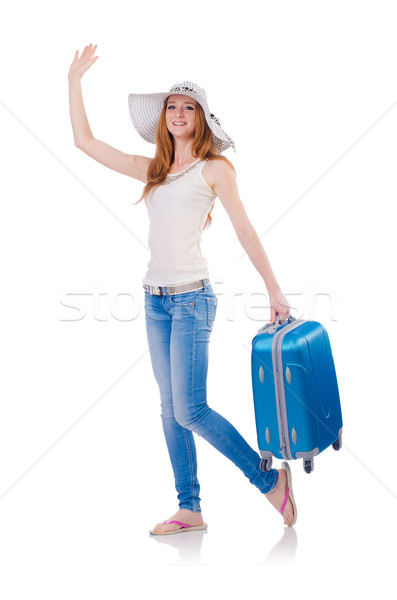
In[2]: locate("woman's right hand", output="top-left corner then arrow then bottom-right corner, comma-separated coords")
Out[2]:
68,43 -> 99,82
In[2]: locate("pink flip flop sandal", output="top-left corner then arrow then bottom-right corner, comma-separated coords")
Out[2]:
149,519 -> 208,536
280,462 -> 298,527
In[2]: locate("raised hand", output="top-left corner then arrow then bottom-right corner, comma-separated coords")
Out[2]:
68,43 -> 99,82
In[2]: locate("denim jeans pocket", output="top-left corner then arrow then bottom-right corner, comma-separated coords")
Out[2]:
205,296 -> 217,330
169,291 -> 196,307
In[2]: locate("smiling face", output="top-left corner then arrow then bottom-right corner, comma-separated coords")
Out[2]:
165,94 -> 198,141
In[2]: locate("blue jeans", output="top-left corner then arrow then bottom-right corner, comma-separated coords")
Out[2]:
144,280 -> 278,512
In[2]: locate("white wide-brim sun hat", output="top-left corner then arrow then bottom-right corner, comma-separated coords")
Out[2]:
128,80 -> 236,153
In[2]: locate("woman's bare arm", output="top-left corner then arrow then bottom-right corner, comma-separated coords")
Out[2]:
203,159 -> 291,323
68,44 -> 150,183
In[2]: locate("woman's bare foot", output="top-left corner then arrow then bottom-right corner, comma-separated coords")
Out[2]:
265,468 -> 295,526
151,508 -> 204,534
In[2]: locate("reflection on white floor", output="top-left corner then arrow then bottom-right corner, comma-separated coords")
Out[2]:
262,527 -> 298,564
149,529 -> 208,564
149,525 -> 298,565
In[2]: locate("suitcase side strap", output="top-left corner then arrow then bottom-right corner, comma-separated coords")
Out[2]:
272,319 -> 306,460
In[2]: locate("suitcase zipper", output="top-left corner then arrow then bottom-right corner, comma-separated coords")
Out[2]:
272,320 -> 305,460
275,362 -> 291,459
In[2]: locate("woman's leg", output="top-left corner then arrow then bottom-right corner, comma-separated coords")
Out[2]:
169,284 -> 279,494
144,291 -> 202,513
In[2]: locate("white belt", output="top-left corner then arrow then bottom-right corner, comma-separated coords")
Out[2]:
143,278 -> 210,296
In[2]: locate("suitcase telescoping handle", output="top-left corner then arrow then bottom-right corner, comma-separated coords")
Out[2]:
257,313 -> 296,335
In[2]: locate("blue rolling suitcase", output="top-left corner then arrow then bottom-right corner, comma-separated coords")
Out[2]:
251,315 -> 343,473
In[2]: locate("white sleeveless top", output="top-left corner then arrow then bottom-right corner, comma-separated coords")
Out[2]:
142,158 -> 217,286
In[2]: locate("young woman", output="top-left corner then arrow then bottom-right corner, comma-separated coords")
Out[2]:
68,44 -> 297,535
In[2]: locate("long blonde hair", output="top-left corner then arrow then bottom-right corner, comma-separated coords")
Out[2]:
133,98 -> 235,230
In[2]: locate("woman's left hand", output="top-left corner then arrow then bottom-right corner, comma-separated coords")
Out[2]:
268,287 -> 290,325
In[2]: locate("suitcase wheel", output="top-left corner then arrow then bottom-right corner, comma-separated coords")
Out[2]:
304,459 -> 314,474
332,433 -> 342,451
260,458 -> 273,472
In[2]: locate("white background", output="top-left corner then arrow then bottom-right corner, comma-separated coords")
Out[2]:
0,0 -> 396,597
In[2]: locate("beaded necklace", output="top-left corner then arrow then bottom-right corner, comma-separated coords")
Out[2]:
164,158 -> 202,184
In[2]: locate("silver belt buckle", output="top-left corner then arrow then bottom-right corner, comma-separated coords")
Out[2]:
151,285 -> 161,295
